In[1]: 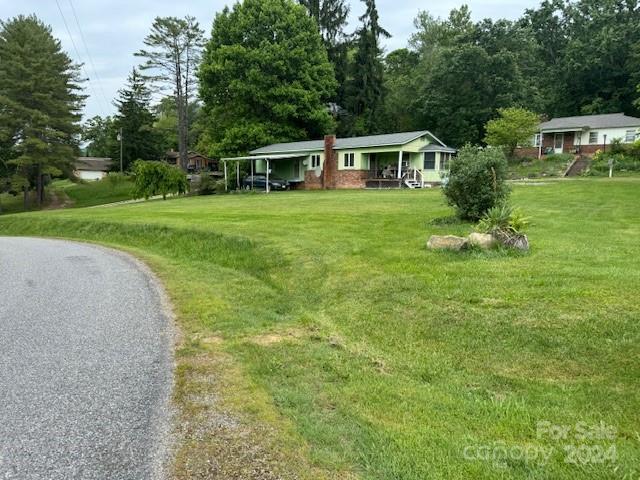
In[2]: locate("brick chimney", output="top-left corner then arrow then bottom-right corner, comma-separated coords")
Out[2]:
322,135 -> 337,189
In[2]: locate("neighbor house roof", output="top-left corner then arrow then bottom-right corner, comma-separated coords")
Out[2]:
250,130 -> 445,155
75,157 -> 112,172
539,113 -> 640,132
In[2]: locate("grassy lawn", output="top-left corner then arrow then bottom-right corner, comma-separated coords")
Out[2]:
0,178 -> 638,479
52,177 -> 134,207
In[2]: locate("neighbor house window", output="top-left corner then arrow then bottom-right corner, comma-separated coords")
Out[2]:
625,130 -> 636,143
311,154 -> 321,168
533,133 -> 541,147
423,152 -> 436,170
589,131 -> 599,144
343,152 -> 355,168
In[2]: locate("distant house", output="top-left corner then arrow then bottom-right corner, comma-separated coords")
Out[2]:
222,130 -> 456,190
74,157 -> 112,181
165,150 -> 218,172
517,113 -> 640,158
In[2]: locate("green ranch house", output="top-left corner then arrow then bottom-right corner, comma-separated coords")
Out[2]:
222,130 -> 456,190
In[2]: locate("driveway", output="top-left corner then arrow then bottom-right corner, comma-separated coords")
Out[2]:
0,237 -> 173,479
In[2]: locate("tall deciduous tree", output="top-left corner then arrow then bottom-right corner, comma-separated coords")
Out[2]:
135,16 -> 204,170
0,15 -> 84,207
113,68 -> 162,170
198,0 -> 336,158
344,0 -> 390,135
82,115 -> 117,158
484,107 -> 540,157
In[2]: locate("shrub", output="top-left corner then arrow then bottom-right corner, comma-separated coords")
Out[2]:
443,145 -> 510,220
132,160 -> 189,200
197,174 -> 217,195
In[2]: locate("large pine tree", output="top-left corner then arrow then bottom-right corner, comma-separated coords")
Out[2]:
344,0 -> 390,135
298,0 -> 350,106
0,15 -> 84,207
113,68 -> 162,170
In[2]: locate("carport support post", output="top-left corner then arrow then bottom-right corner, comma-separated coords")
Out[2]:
236,161 -> 240,190
266,159 -> 270,193
250,159 -> 254,190
223,161 -> 228,192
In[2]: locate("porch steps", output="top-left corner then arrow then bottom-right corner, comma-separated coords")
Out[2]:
564,155 -> 591,177
404,179 -> 423,189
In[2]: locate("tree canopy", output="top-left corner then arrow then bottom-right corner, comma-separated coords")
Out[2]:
198,0 -> 336,158
0,15 -> 84,207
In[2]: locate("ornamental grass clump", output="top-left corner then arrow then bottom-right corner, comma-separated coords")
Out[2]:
476,203 -> 530,250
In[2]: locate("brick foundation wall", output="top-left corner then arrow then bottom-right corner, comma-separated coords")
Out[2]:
304,170 -> 323,190
333,170 -> 369,189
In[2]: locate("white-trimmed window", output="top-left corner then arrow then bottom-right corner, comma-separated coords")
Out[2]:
310,154 -> 321,168
589,131 -> 599,144
625,130 -> 636,143
533,133 -> 541,147
343,152 -> 355,168
423,152 -> 436,170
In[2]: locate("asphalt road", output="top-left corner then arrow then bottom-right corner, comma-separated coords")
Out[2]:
0,237 -> 173,479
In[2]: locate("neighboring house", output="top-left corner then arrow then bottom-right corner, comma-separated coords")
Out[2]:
74,157 -> 112,181
165,150 -> 218,171
222,130 -> 456,190
517,113 -> 640,158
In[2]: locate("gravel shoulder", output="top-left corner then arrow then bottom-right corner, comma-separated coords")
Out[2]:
0,237 -> 174,479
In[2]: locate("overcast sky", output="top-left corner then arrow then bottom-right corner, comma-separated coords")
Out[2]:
0,0 -> 539,120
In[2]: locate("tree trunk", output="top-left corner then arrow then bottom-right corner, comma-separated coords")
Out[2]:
23,187 -> 29,211
175,62 -> 188,171
36,164 -> 43,207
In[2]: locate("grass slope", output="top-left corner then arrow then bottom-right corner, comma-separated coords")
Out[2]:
52,178 -> 134,207
1,178 -> 638,479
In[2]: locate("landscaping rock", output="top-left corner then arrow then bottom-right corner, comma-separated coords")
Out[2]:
427,235 -> 468,251
467,232 -> 497,249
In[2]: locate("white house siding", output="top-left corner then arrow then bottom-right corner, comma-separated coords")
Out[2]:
77,170 -> 107,181
574,127 -> 639,146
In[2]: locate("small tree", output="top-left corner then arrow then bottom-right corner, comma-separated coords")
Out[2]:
484,107 -> 540,158
443,145 -> 510,221
132,160 -> 189,200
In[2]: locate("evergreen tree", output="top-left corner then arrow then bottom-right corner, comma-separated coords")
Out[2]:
0,15 -> 84,207
298,0 -> 350,106
344,0 -> 390,135
113,68 -> 162,170
136,17 -> 205,170
198,0 -> 336,158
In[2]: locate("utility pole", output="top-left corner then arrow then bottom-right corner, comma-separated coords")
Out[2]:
117,128 -> 123,173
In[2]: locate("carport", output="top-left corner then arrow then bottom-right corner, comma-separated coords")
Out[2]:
220,153 -> 303,193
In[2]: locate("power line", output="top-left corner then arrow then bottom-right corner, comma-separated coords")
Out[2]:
54,0 -> 108,117
66,0 -> 112,112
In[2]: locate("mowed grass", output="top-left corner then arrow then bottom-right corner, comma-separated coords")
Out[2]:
52,177 -> 134,207
0,178 -> 638,479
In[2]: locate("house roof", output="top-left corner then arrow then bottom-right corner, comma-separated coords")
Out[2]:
539,113 -> 640,132
250,130 -> 444,155
75,157 -> 112,172
420,144 -> 457,153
